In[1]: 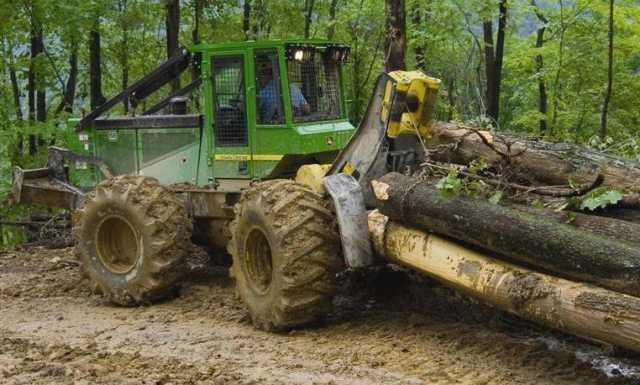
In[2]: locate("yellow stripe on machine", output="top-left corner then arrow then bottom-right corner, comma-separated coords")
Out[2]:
214,154 -> 283,161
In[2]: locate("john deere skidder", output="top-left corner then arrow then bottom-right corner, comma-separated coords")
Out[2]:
12,40 -> 440,331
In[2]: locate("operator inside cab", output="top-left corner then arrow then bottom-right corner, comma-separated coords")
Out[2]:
256,55 -> 310,123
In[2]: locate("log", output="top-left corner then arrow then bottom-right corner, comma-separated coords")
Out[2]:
510,205 -> 640,246
368,211 -> 640,353
372,172 -> 640,297
428,122 -> 640,193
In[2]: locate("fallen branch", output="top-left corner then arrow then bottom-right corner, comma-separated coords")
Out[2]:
428,122 -> 640,192
421,161 -> 604,197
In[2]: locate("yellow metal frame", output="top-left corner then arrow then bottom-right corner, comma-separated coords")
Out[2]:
381,70 -> 441,139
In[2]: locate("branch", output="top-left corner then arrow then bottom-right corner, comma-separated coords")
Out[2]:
421,161 -> 604,198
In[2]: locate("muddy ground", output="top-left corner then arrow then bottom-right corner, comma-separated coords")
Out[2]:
2,247 -> 640,385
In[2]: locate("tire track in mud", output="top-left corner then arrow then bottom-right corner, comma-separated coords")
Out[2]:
1,247 -> 639,384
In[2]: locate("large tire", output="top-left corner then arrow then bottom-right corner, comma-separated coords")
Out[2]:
229,180 -> 343,331
73,175 -> 191,305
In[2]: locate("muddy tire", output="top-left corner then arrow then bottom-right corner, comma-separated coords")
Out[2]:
229,180 -> 343,331
73,175 -> 191,305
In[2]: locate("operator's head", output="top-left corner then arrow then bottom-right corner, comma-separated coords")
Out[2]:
256,55 -> 274,87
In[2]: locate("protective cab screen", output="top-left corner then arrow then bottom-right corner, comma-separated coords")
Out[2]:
286,54 -> 341,122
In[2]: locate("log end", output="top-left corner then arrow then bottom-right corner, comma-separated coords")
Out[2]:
371,179 -> 391,201
367,210 -> 389,257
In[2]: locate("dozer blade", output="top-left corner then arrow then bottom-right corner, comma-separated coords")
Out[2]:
11,166 -> 85,210
323,173 -> 374,268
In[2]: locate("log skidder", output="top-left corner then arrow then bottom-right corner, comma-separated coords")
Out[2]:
73,175 -> 192,305
228,180 -> 343,331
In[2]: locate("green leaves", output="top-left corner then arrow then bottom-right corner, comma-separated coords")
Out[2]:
488,191 -> 503,205
436,170 -> 463,198
579,187 -> 623,211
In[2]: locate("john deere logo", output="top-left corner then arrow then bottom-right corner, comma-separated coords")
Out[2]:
326,136 -> 334,146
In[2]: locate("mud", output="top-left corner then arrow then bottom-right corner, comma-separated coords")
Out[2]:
507,271 -> 554,310
2,247 -> 640,384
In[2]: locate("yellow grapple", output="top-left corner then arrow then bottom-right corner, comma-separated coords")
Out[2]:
381,70 -> 441,139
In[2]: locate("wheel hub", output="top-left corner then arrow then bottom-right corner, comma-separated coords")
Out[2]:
95,216 -> 139,274
245,228 -> 273,293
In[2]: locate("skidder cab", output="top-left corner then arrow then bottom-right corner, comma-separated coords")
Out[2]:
12,40 -> 353,204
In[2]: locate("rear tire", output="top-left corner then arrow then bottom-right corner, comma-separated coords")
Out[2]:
229,180 -> 343,331
73,175 -> 191,305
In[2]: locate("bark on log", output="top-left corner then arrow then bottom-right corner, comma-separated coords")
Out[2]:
511,204 -> 640,246
428,122 -> 640,193
372,172 -> 640,297
368,211 -> 640,353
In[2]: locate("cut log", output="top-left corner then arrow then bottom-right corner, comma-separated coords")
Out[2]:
368,211 -> 640,353
428,122 -> 640,193
510,205 -> 640,246
372,172 -> 640,297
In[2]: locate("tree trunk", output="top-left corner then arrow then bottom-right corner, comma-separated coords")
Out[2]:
373,172 -> 640,297
411,7 -> 425,70
89,19 -> 106,110
532,0 -> 547,134
9,63 -> 22,120
551,0 -> 565,130
482,20 -> 498,121
119,0 -> 130,114
56,43 -> 78,114
482,0 -> 507,123
166,0 -> 181,92
243,0 -> 252,40
369,211 -> 640,354
303,0 -> 315,39
28,17 -> 44,154
192,0 -> 202,46
327,0 -> 339,40
384,0 -> 406,72
600,0 -> 614,139
427,121 -> 640,193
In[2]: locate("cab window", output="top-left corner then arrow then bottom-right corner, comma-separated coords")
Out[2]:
287,54 -> 341,122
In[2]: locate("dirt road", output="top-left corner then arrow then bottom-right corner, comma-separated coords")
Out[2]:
1,246 -> 639,385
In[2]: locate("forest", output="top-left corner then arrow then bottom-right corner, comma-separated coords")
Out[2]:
0,0 -> 638,246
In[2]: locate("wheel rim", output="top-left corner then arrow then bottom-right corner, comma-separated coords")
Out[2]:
95,216 -> 139,274
245,228 -> 273,294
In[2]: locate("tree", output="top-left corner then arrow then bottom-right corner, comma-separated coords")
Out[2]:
89,15 -> 106,110
56,43 -> 78,114
411,6 -> 425,70
5,41 -> 22,121
303,0 -> 315,39
600,0 -> 614,139
327,0 -> 339,40
165,0 -> 181,92
482,0 -> 507,123
384,0 -> 406,72
26,1 -> 45,154
243,0 -> 251,40
191,0 -> 203,83
116,0 -> 130,114
532,0 -> 548,134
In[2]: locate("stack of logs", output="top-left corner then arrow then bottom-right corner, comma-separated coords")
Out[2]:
369,122 -> 640,352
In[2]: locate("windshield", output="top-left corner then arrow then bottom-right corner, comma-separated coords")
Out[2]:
286,54 -> 341,122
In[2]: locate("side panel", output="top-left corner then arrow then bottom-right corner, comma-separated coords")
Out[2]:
138,128 -> 200,185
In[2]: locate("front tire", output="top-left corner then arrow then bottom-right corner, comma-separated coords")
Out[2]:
74,175 -> 191,305
229,180 -> 343,331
